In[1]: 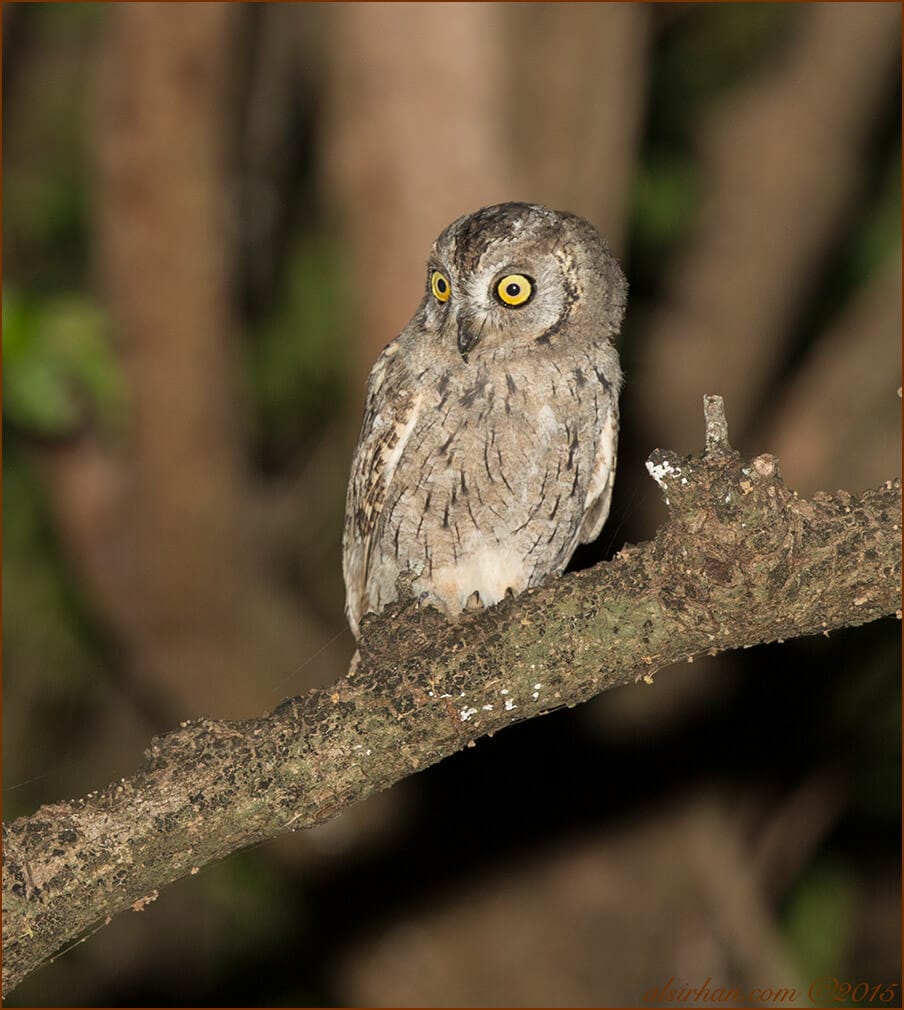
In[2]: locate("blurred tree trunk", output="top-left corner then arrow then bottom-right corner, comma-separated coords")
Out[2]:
37,3 -> 350,722
323,2 -> 648,402
763,254 -> 902,496
95,2 -> 247,630
322,2 -> 519,397
506,1 -> 649,253
638,2 -> 900,457
341,796 -> 800,1007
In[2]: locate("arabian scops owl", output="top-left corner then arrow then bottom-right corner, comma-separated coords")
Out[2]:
343,202 -> 626,639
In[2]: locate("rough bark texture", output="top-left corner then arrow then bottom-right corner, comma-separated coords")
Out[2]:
3,401 -> 900,994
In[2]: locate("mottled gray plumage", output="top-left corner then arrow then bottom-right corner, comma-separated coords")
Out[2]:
343,202 -> 626,639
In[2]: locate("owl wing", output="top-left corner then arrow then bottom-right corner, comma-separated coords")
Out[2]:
343,341 -> 423,636
577,397 -> 619,546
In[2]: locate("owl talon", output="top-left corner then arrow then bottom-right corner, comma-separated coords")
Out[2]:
465,590 -> 484,611
504,587 -> 515,601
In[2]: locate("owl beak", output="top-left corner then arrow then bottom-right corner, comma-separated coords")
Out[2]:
457,318 -> 481,359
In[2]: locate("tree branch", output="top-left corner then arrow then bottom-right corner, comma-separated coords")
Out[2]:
3,399 -> 900,993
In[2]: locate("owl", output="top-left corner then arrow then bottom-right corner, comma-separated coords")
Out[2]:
343,202 -> 627,639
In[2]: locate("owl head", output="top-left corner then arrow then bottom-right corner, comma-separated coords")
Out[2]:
419,202 -> 627,361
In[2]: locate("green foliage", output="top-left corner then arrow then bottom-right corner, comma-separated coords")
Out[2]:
3,5 -> 103,293
2,450 -> 100,696
783,857 -> 857,981
3,162 -> 89,293
628,4 -> 793,294
849,152 -> 902,285
855,690 -> 902,821
201,848 -> 298,951
2,446 -> 109,826
831,638 -> 902,823
40,1 -> 107,37
2,289 -> 124,436
629,155 -> 699,285
245,233 -> 348,465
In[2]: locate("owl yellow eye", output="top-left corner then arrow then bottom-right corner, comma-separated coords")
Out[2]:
431,270 -> 451,302
496,274 -> 534,307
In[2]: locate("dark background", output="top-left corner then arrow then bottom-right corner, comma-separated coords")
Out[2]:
3,3 -> 900,1007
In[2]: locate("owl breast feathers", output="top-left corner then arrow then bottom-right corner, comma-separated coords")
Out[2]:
343,202 -> 627,639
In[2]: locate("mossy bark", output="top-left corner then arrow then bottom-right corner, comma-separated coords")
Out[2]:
3,402 -> 900,993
